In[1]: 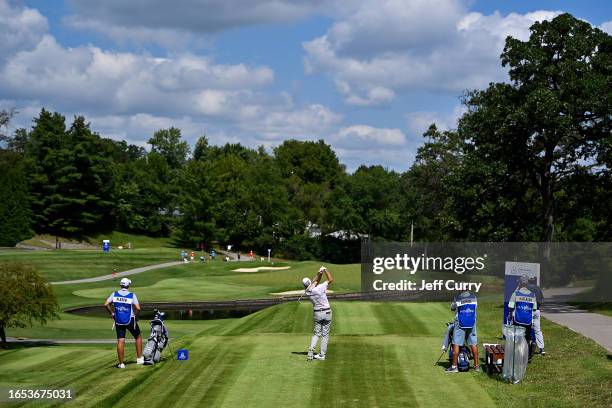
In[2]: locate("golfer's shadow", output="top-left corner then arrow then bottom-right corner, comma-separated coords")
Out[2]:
291,351 -> 309,356
435,360 -> 451,369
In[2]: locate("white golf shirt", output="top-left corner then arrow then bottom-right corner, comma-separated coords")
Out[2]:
307,281 -> 330,309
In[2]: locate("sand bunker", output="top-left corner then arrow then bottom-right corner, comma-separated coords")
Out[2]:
232,266 -> 291,273
269,289 -> 334,296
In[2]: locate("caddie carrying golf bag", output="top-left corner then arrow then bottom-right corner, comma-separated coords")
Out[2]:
143,310 -> 169,365
442,321 -> 472,372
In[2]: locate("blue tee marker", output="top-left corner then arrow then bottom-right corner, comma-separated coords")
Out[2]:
177,349 -> 189,361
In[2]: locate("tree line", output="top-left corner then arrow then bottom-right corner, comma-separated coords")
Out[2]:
0,13 -> 610,262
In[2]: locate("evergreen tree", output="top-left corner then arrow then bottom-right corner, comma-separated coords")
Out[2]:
0,152 -> 33,246
27,111 -> 114,236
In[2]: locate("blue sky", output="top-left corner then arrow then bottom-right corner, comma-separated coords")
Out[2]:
1,0 -> 610,171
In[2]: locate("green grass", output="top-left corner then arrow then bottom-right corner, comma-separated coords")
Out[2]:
71,261 -> 361,303
6,312 -> 219,340
1,302 -> 610,407
85,232 -> 173,249
3,260 -> 359,340
19,232 -> 173,250
0,251 -> 610,407
0,248 -> 185,281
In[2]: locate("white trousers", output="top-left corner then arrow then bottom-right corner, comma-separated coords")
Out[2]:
533,310 -> 545,349
309,310 -> 332,356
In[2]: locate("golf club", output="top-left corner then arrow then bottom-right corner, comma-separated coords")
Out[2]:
297,271 -> 321,303
434,349 -> 446,366
167,338 -> 175,361
296,283 -> 311,303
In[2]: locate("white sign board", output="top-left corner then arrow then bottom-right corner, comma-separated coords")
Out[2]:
504,261 -> 540,282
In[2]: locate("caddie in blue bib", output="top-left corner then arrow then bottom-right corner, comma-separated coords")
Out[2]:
112,291 -> 136,325
104,277 -> 143,369
509,290 -> 536,326
456,292 -> 477,329
446,291 -> 480,372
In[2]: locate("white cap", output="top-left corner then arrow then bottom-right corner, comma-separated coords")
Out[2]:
302,277 -> 311,288
120,277 -> 131,288
319,266 -> 326,273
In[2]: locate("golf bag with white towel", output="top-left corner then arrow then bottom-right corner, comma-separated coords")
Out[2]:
502,324 -> 529,383
143,310 -> 169,365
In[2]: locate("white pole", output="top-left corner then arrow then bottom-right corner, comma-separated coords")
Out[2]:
267,248 -> 271,263
410,222 -> 414,247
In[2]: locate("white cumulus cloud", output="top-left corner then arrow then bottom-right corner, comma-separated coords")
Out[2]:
335,125 -> 405,146
0,35 -> 274,116
0,0 -> 47,61
303,0 -> 562,105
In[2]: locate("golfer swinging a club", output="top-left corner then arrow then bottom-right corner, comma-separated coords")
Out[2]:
104,278 -> 143,368
303,266 -> 334,361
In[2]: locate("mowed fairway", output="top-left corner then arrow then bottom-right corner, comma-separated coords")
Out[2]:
1,251 -> 610,407
0,248 -> 182,281
1,302 -> 611,408
0,302 -> 494,408
70,261 -> 361,305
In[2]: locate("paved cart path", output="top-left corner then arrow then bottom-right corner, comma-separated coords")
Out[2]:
51,261 -> 184,285
542,303 -> 612,354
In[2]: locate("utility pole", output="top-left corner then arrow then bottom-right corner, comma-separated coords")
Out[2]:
410,222 -> 414,247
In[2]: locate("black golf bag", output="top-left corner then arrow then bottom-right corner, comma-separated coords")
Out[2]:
527,325 -> 538,360
442,321 -> 473,372
143,310 -> 169,365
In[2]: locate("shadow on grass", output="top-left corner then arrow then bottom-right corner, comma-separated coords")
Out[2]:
1,342 -> 61,349
291,351 -> 308,355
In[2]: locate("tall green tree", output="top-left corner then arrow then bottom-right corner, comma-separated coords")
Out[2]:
174,158 -> 216,247
0,263 -> 58,346
148,127 -> 190,170
459,13 -> 611,242
27,111 -> 114,236
347,165 -> 403,241
66,116 -> 115,231
401,125 -> 464,241
0,152 -> 33,246
274,140 -> 344,233
193,135 -> 211,162
27,109 -> 69,234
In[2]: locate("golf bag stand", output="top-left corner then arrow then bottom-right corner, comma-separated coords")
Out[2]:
143,310 -> 169,365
